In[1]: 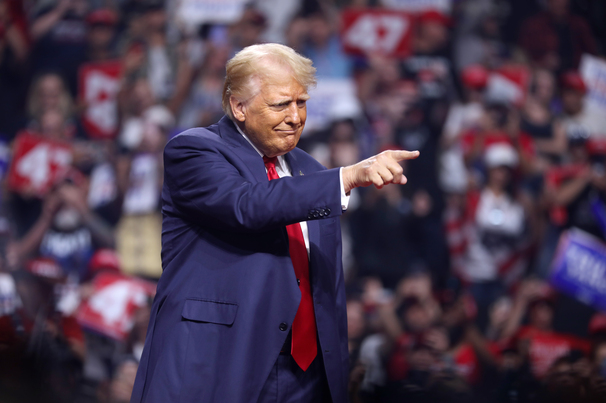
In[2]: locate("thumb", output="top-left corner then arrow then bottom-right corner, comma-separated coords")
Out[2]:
391,150 -> 420,162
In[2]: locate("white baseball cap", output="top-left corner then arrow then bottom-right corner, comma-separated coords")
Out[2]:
484,143 -> 519,168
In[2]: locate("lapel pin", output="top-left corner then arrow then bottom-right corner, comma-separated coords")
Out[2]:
299,170 -> 304,176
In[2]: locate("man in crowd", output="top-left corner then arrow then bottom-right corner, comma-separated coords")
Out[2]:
130,43 -> 419,403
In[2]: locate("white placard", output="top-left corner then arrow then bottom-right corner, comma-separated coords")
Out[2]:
176,0 -> 247,26
380,0 -> 451,13
305,79 -> 362,133
579,54 -> 606,137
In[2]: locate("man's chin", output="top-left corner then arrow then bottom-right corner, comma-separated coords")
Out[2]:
268,143 -> 298,158
270,136 -> 301,156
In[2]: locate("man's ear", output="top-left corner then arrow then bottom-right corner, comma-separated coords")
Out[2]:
230,96 -> 246,122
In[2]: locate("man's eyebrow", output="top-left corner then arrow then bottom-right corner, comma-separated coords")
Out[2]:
270,96 -> 309,105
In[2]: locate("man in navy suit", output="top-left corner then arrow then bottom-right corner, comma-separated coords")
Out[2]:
130,43 -> 419,403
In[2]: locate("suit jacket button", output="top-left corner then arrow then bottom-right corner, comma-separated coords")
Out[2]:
325,208 -> 331,215
279,323 -> 288,331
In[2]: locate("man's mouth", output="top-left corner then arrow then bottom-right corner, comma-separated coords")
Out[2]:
276,128 -> 298,135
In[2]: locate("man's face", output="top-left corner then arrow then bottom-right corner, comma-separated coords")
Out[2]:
404,303 -> 432,333
420,22 -> 448,51
562,89 -> 584,115
529,302 -> 554,330
88,25 -> 114,49
232,65 -> 309,157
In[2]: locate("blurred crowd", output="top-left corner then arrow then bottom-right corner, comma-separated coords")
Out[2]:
1,0 -> 606,402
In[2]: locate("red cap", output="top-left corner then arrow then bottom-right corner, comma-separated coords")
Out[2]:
86,9 -> 118,26
589,313 -> 606,335
560,71 -> 587,94
418,10 -> 452,27
26,257 -> 65,281
88,249 -> 121,275
461,64 -> 489,90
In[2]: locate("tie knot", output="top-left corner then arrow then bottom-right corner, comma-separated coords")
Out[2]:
263,156 -> 277,168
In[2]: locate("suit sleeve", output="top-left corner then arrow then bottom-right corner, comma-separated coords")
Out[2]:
163,134 -> 343,233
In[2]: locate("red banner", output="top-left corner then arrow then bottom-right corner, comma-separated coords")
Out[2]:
341,9 -> 414,58
79,61 -> 122,140
77,272 -> 156,340
8,131 -> 72,197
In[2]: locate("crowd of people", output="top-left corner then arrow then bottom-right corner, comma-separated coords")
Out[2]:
1,0 -> 606,402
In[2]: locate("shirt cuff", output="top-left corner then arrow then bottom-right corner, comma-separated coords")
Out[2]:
339,168 -> 351,211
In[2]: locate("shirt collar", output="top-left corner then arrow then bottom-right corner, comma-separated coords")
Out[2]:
235,123 -> 263,157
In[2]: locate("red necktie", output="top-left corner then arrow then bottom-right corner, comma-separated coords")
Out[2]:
263,156 -> 317,371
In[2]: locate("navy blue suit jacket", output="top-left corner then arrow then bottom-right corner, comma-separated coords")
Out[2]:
130,117 -> 349,403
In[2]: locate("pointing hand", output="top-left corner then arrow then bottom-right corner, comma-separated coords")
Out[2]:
341,150 -> 420,193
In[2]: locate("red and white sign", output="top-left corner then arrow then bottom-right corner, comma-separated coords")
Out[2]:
77,272 -> 156,340
341,9 -> 414,58
79,61 -> 122,140
517,326 -> 590,378
8,131 -> 72,197
485,65 -> 531,107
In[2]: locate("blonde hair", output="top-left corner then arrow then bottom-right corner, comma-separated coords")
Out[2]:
28,73 -> 73,121
222,43 -> 317,120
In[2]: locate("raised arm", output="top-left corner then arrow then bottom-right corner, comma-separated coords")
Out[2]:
163,135 -> 343,233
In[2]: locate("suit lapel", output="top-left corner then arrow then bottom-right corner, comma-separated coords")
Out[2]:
217,117 -> 322,251
217,116 -> 267,184
284,151 -> 305,179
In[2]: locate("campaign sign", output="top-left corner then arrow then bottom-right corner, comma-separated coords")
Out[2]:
485,65 -> 530,107
8,131 -> 72,196
0,139 -> 9,180
77,272 -> 156,340
305,78 -> 362,132
550,228 -> 606,310
380,0 -> 452,13
341,9 -> 414,58
176,0 -> 247,27
579,54 -> 606,137
79,61 -> 122,140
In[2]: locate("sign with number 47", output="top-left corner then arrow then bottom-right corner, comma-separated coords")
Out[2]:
341,9 -> 414,58
77,272 -> 156,340
8,131 -> 72,197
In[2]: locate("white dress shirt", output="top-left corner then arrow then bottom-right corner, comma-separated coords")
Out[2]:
236,125 -> 350,257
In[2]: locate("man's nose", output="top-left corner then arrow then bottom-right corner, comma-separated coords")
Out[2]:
285,103 -> 301,125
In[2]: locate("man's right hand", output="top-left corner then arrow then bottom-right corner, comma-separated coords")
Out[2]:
341,150 -> 420,194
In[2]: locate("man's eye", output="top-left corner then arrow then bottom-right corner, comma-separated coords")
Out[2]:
297,100 -> 307,107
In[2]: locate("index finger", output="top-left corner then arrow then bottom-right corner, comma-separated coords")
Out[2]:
388,150 -> 420,161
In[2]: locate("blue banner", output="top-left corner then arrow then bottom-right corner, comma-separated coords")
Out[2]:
0,139 -> 8,179
550,228 -> 606,310
591,195 -> 606,239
